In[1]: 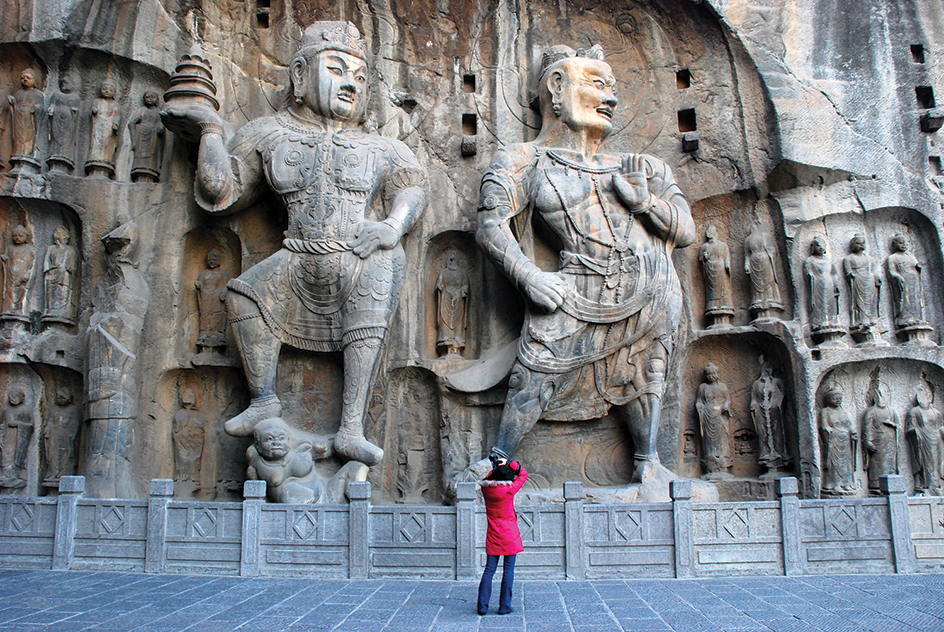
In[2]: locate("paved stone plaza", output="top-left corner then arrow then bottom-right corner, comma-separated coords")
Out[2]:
0,570 -> 941,632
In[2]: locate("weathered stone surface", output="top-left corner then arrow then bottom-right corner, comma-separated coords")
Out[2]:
0,0 -> 941,508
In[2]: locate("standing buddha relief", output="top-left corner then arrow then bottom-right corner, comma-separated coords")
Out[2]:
698,224 -> 734,329
9,68 -> 44,173
844,233 -> 884,344
435,249 -> 470,357
47,73 -> 81,174
162,21 -> 427,475
743,220 -> 783,321
1,225 -> 36,325
804,236 -> 843,346
886,233 -> 932,344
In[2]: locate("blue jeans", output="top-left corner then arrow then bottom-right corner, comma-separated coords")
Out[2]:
477,554 -> 516,614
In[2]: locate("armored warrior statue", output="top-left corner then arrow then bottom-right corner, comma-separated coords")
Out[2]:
843,233 -> 884,344
804,236 -> 843,345
128,91 -> 165,182
47,73 -> 81,173
695,363 -> 734,477
162,22 -> 427,467
472,43 -> 695,484
698,224 -> 734,329
435,249 -> 470,357
744,220 -> 783,320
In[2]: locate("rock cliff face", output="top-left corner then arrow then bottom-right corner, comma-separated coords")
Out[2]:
0,0 -> 942,504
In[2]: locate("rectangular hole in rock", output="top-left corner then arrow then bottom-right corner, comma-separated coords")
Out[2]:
463,74 -> 476,93
677,69 -> 691,90
916,86 -> 936,109
462,113 -> 477,135
256,11 -> 270,28
912,44 -> 926,64
677,108 -> 697,132
930,156 -> 943,176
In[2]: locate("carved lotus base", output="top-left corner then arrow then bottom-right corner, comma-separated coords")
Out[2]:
85,160 -> 115,179
9,155 -> 42,175
897,322 -> 934,345
46,156 -> 75,173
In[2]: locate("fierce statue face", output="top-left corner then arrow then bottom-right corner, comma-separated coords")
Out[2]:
551,58 -> 618,138
258,425 -> 291,460
294,49 -> 367,123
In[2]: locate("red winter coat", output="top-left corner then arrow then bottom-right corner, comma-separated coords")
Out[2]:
481,464 -> 528,556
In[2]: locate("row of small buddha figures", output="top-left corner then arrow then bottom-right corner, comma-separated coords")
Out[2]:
1,224 -> 78,327
0,68 -> 164,181
696,361 -> 944,496
700,225 -> 932,346
0,384 -> 81,490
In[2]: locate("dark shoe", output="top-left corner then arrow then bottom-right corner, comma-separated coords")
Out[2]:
477,609 -> 487,616
498,607 -> 514,615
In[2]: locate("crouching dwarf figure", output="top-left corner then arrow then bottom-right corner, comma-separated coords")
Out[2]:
472,44 -> 695,483
248,418 -> 368,503
162,22 -> 427,466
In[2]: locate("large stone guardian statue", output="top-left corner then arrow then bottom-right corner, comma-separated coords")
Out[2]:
473,44 -> 695,484
162,23 -> 427,468
83,217 -> 149,498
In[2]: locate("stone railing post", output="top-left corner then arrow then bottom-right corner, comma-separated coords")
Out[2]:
455,482 -> 477,580
564,481 -> 585,579
777,477 -> 802,576
348,481 -> 370,579
881,474 -> 915,574
241,480 -> 266,577
671,479 -> 694,578
145,479 -> 173,574
52,476 -> 85,570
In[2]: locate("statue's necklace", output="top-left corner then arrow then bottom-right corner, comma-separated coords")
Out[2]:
546,150 -> 634,300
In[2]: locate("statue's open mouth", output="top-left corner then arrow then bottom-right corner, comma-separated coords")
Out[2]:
597,106 -> 613,120
338,93 -> 355,103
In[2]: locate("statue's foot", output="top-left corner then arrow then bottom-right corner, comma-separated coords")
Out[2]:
223,396 -> 281,437
334,429 -> 383,466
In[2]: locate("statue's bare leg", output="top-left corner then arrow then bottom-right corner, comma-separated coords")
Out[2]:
333,336 -> 386,466
224,292 -> 282,436
614,353 -> 667,483
494,363 -> 546,457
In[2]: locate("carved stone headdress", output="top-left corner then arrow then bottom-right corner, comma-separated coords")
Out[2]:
296,21 -> 367,61
538,43 -> 607,80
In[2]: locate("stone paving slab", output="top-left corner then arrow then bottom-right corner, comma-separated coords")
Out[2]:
0,570 -> 942,631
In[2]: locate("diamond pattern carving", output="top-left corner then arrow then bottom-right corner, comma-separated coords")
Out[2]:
101,506 -> 125,534
721,509 -> 749,539
615,510 -> 642,541
518,511 -> 534,542
827,506 -> 857,537
10,504 -> 33,532
293,511 -> 318,540
192,508 -> 218,538
399,513 -> 426,543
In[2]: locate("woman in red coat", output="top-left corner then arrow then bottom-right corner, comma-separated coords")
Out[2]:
477,448 -> 528,615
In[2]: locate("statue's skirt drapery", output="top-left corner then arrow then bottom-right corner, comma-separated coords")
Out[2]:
227,241 -> 404,352
517,246 -> 679,421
